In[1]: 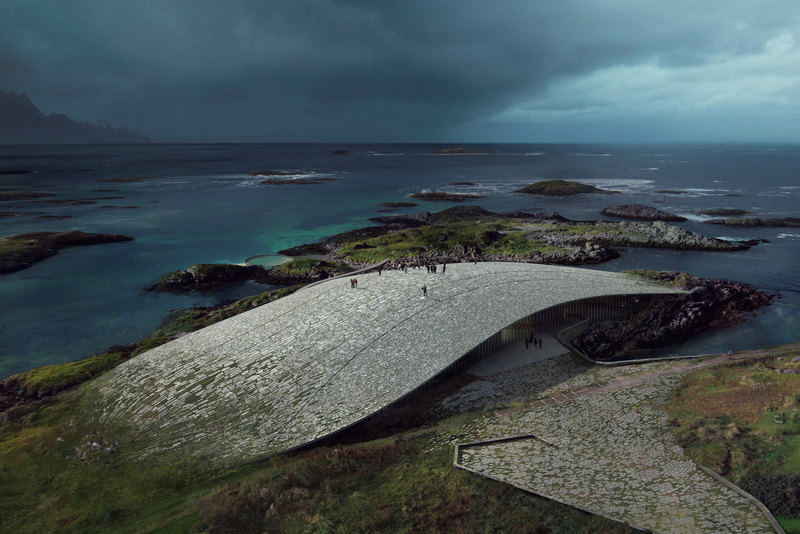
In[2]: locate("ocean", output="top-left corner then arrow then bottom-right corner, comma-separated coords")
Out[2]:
1,143 -> 798,378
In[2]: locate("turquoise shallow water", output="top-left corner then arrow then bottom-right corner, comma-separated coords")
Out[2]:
1,143 -> 799,377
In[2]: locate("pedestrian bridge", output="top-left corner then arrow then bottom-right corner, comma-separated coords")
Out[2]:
84,262 -> 683,465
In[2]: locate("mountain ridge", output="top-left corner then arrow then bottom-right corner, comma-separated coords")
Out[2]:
0,90 -> 151,144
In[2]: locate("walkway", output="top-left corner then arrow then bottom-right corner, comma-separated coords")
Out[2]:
435,352 -> 782,533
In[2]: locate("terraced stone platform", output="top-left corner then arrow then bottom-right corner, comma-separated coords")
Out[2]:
447,358 -> 781,533
83,262 -> 681,465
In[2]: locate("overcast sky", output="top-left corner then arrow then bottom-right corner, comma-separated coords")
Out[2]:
2,1 -> 799,143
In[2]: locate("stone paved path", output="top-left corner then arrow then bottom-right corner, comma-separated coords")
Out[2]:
440,353 -> 781,533
83,262 -> 681,465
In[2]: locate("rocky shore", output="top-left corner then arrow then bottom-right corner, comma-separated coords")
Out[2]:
573,271 -> 774,360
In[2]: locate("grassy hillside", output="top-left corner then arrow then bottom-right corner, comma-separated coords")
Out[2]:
668,345 -> 800,531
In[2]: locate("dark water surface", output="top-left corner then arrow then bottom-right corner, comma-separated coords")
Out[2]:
1,143 -> 798,377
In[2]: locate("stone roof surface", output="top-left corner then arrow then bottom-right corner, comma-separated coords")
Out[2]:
84,262 -> 682,465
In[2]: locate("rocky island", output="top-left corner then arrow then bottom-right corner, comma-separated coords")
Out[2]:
276,205 -> 748,269
602,204 -> 687,222
409,191 -> 485,201
516,179 -> 620,195
149,258 -> 353,293
0,231 -> 134,274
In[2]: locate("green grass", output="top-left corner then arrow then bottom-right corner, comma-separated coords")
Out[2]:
779,434 -> 800,473
778,515 -> 800,533
335,220 -> 569,262
667,347 -> 800,520
0,391 -> 248,534
192,438 -> 634,534
0,388 -> 636,533
271,258 -> 353,276
484,231 -> 565,255
625,269 -> 698,288
2,352 -> 127,397
541,223 -> 649,241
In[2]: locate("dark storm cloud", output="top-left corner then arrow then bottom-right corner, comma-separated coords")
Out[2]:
1,0 -> 799,141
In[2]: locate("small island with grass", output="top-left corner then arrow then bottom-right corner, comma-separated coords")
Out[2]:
269,205 -> 748,271
149,258 -> 354,293
602,204 -> 687,222
0,231 -> 134,274
516,179 -> 620,196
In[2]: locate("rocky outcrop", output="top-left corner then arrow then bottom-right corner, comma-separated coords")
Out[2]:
516,179 -> 620,195
410,191 -> 485,201
704,217 -> 800,228
0,231 -> 134,274
149,264 -> 266,292
573,272 -> 774,360
377,241 -> 619,270
369,212 -> 433,227
699,209 -> 751,217
531,221 -> 747,252
149,260 -> 354,293
602,204 -> 687,222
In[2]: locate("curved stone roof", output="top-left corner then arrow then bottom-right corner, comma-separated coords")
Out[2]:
85,262 -> 682,465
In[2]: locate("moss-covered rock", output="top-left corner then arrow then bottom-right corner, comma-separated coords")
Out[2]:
0,231 -> 134,274
270,258 -> 353,279
149,263 -> 267,292
149,259 -> 354,293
